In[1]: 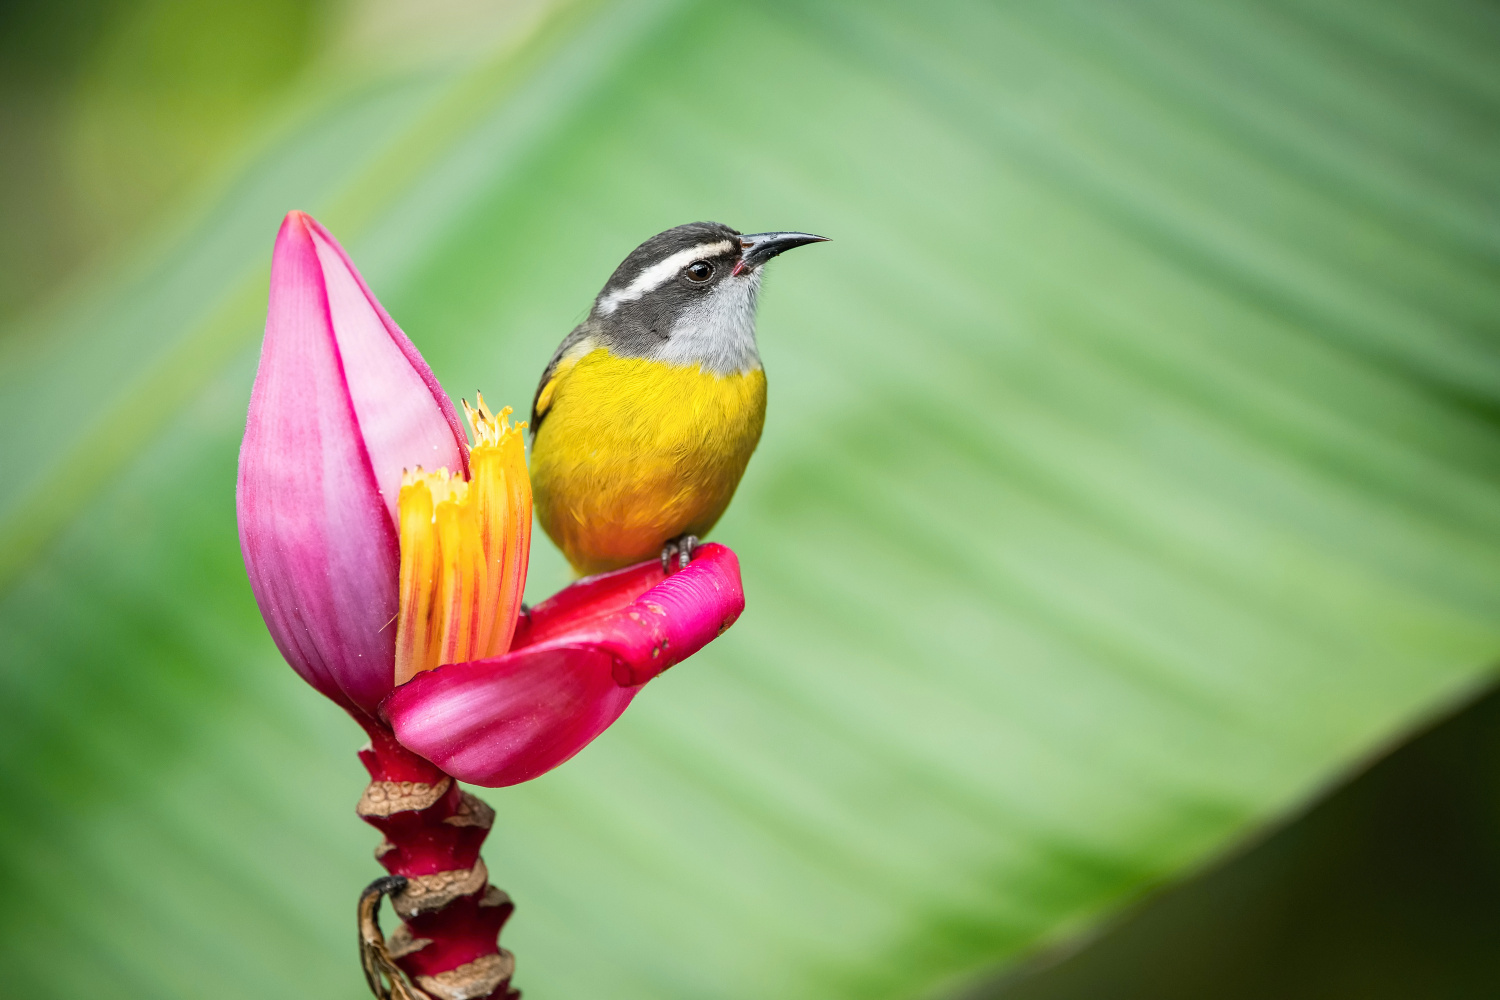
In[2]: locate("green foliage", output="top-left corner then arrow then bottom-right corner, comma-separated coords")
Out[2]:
2,1 -> 1498,997
0,0 -> 328,323
985,687 -> 1500,998
68,0 -> 325,235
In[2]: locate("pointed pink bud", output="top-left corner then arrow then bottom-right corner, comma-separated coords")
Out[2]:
383,544 -> 745,786
237,211 -> 468,713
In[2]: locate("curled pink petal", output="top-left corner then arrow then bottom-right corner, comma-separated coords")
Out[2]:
385,544 -> 744,786
510,558 -> 667,649
237,211 -> 467,712
383,647 -> 636,788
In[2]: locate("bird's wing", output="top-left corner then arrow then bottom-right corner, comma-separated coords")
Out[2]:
531,326 -> 598,433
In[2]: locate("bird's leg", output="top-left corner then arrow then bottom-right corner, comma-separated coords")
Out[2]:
677,535 -> 699,571
660,535 -> 700,574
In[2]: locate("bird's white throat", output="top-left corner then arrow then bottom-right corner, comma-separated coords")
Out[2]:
653,271 -> 763,376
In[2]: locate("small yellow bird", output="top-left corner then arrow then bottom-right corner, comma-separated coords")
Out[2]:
529,222 -> 827,575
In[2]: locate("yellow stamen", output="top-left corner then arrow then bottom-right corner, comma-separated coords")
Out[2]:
393,395 -> 531,685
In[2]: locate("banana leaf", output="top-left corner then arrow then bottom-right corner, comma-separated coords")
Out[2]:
2,0 -> 1498,997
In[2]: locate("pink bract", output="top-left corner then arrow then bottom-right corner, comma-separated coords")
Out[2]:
385,545 -> 743,787
238,211 -> 467,713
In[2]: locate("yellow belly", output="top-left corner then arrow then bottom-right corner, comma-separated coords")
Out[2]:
530,347 -> 767,575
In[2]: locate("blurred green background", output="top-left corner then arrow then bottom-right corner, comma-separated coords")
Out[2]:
2,1 -> 1499,997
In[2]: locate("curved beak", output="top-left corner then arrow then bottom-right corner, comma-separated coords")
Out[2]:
735,231 -> 830,274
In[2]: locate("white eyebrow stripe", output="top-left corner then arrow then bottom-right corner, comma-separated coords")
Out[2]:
596,240 -> 735,315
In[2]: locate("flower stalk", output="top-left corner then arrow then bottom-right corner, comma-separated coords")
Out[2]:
356,718 -> 517,1000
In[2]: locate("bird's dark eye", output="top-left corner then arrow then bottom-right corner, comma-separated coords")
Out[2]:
684,260 -> 714,282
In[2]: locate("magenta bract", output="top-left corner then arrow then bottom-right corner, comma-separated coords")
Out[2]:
384,545 -> 744,787
238,211 -> 468,713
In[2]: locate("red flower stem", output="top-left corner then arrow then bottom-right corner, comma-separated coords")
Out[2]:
354,714 -> 519,1000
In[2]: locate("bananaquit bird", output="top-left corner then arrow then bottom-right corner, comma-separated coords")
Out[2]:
529,221 -> 827,576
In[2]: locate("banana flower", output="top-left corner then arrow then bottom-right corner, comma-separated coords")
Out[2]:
237,210 -> 747,999
237,211 -> 743,787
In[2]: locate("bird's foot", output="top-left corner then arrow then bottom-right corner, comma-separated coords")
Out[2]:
660,535 -> 700,574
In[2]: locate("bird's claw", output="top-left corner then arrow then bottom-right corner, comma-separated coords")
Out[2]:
660,535 -> 699,574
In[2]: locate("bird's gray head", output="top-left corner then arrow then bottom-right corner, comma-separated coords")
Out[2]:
588,221 -> 827,375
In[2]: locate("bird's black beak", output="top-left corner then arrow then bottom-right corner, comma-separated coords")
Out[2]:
734,231 -> 830,274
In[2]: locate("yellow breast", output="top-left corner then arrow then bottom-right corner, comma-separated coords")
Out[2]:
529,347 -> 767,575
